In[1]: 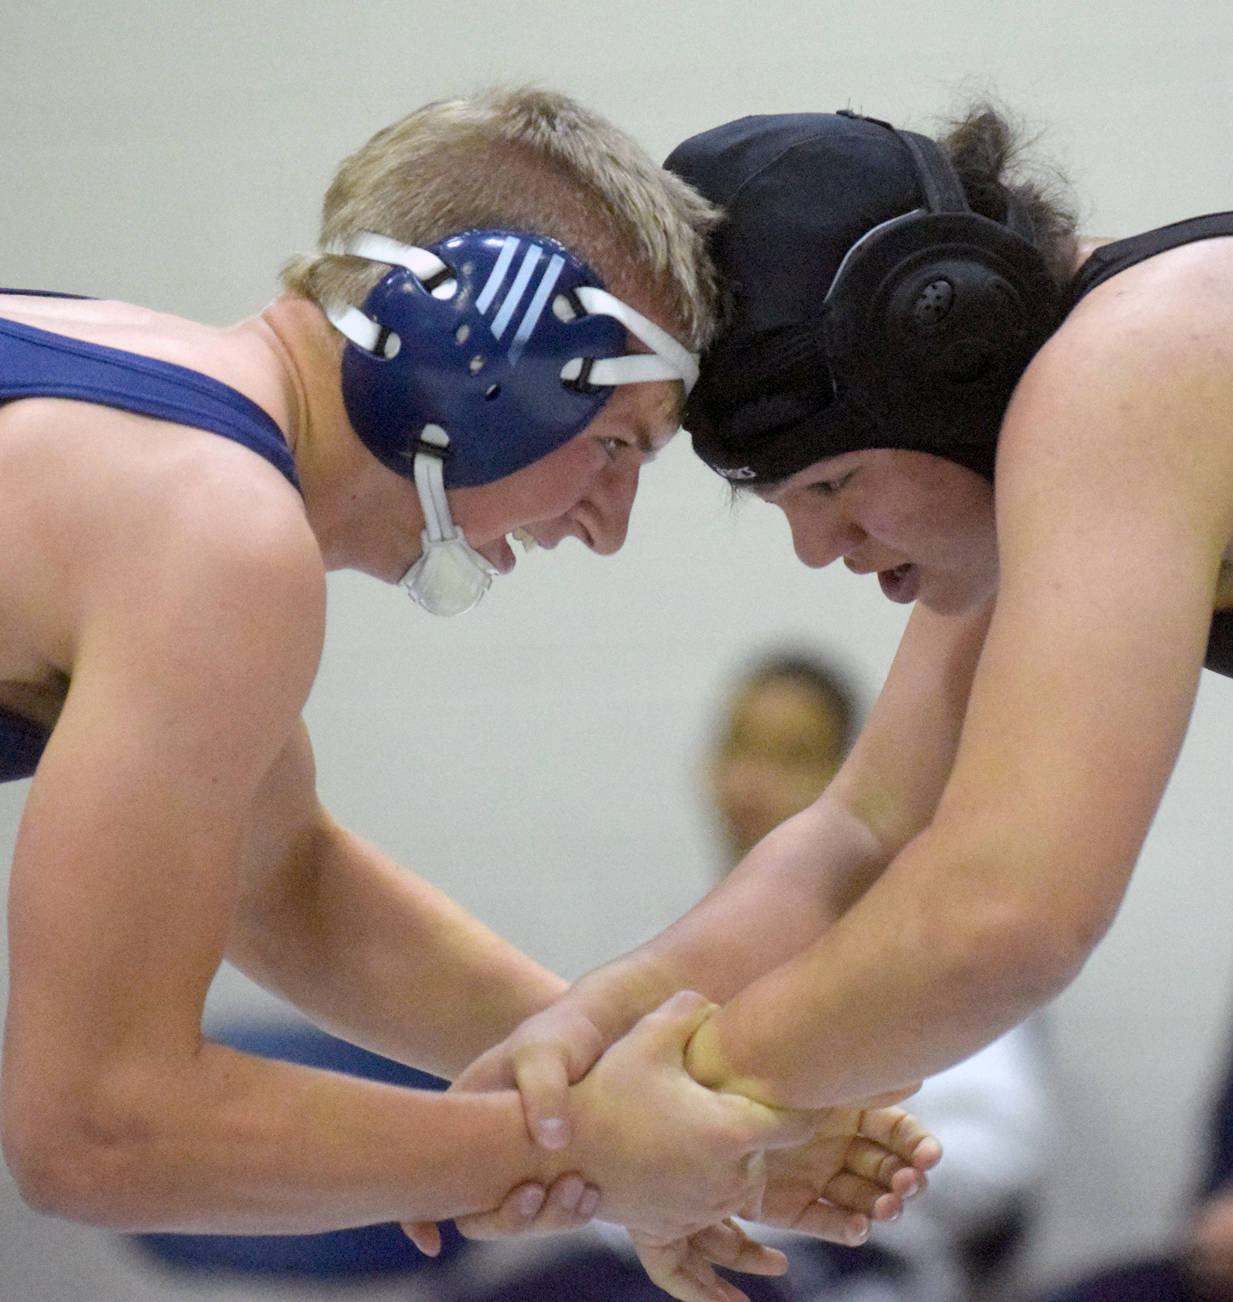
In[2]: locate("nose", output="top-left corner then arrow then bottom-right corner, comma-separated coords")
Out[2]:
780,500 -> 862,569
585,459 -> 641,555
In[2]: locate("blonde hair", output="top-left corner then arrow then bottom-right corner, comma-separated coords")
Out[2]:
282,86 -> 721,349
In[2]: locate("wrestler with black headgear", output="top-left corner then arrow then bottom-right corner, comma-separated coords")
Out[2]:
465,99 -> 1233,1276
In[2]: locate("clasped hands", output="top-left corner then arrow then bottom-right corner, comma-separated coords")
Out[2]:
404,990 -> 940,1302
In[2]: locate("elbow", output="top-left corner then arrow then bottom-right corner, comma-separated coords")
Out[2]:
5,1128 -> 86,1224
3,1078 -> 165,1229
943,891 -> 1108,1013
908,817 -> 1123,1017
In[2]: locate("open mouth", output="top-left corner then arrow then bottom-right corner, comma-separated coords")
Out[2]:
877,563 -> 919,604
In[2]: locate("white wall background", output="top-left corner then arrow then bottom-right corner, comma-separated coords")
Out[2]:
2,1 -> 1233,1298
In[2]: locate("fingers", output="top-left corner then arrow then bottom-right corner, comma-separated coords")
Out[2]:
781,1200 -> 872,1246
513,1045 -> 575,1150
632,1232 -> 753,1302
629,1219 -> 790,1302
400,1219 -> 442,1256
636,990 -> 717,1046
452,1044 -> 509,1093
453,1174 -> 601,1241
736,1150 -> 767,1222
890,1162 -> 928,1201
510,1006 -> 611,1151
688,1219 -> 788,1276
859,1106 -> 943,1172
844,1135 -> 926,1192
822,1132 -> 928,1221
822,1171 -> 909,1222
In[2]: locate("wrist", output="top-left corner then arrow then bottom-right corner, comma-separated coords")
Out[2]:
683,1011 -> 779,1107
571,954 -> 682,1043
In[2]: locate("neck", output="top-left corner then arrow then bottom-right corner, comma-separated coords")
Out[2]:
256,294 -> 424,576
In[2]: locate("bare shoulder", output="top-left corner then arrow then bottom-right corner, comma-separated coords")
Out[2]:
11,397 -> 314,600
993,229 -> 1233,646
1046,232 -> 1233,382
0,398 -> 325,785
1091,229 -> 1233,307
81,420 -> 326,700
1001,232 -> 1233,513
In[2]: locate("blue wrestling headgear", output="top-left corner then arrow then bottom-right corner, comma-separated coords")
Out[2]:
330,228 -> 696,487
326,228 -> 698,615
665,111 -> 1061,484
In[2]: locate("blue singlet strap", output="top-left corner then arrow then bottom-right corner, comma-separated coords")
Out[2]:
0,310 -> 300,490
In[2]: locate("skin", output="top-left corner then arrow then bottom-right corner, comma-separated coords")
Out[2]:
0,286 -> 936,1302
465,228 -> 1233,1256
756,447 -> 998,616
707,674 -> 849,860
1187,1188 -> 1233,1300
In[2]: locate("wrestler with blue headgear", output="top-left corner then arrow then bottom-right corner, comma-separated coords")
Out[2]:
0,85 -> 938,1302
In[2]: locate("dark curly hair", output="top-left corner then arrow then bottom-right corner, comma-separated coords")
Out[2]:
941,101 -> 1080,287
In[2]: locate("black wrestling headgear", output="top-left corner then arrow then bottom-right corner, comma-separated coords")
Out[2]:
665,110 -> 1061,483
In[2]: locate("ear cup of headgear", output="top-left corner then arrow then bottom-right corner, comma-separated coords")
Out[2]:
339,230 -> 627,488
822,205 -> 1060,476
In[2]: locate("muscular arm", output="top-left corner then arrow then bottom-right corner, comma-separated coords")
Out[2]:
0,419 -> 822,1251
0,448 -> 566,1231
686,273 -> 1233,1107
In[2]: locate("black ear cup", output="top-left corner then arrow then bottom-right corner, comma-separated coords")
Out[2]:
820,126 -> 1061,476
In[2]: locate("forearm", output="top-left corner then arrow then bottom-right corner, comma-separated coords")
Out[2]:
685,822 -> 1083,1109
10,1001 -> 802,1242
233,819 -> 566,1077
682,577 -> 1174,1108
8,1040 -> 570,1233
565,797 -> 887,1039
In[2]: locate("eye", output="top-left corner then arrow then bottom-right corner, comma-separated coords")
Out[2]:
601,436 -> 629,462
808,471 -> 853,497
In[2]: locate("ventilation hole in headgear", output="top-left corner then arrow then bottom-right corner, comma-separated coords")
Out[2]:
468,354 -> 485,375
455,324 -> 471,344
553,293 -> 580,322
484,384 -> 501,401
913,279 -> 954,327
428,276 -> 459,301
